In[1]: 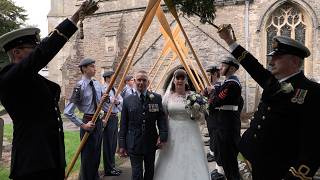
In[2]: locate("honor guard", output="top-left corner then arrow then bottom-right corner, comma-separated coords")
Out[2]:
64,58 -> 104,180
0,5 -> 87,178
209,57 -> 244,180
219,26 -> 320,179
101,70 -> 123,176
203,65 -> 221,163
121,75 -> 136,99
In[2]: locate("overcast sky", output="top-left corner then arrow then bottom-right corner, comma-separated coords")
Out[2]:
13,0 -> 51,37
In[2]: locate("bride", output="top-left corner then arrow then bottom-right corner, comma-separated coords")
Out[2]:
153,69 -> 210,180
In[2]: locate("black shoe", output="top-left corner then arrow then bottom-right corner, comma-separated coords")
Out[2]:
113,167 -> 122,174
104,169 -> 121,176
207,154 -> 216,162
210,169 -> 225,180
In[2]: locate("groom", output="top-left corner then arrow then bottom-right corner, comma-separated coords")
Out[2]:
119,70 -> 168,180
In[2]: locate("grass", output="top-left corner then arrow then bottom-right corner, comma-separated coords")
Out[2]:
0,122 -> 125,179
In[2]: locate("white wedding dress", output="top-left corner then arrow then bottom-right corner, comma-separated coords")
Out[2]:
153,93 -> 210,180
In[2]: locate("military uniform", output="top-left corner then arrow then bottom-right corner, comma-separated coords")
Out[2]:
121,76 -> 135,99
101,71 -> 123,176
64,58 -> 104,180
209,59 -> 244,180
119,91 -> 168,180
230,36 -> 320,179
203,65 -> 221,160
0,19 -> 77,179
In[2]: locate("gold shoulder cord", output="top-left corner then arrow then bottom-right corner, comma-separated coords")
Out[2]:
49,29 -> 69,41
237,51 -> 248,63
289,165 -> 312,180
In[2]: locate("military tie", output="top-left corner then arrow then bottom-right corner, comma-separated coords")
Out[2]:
89,80 -> 98,110
140,93 -> 145,105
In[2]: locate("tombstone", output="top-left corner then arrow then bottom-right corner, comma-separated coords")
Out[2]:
0,118 -> 4,159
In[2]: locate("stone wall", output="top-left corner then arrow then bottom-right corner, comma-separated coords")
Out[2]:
47,0 -> 320,112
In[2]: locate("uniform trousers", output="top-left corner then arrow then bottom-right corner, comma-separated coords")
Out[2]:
129,152 -> 156,180
214,128 -> 241,180
208,126 -> 215,152
80,115 -> 103,180
102,114 -> 119,173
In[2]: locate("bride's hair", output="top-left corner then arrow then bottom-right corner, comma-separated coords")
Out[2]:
170,69 -> 190,92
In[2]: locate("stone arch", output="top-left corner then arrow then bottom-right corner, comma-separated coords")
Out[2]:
256,0 -> 317,76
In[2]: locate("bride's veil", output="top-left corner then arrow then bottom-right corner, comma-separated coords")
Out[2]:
162,76 -> 173,114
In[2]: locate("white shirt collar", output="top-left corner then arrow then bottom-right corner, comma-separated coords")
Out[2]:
279,71 -> 301,82
136,90 -> 147,97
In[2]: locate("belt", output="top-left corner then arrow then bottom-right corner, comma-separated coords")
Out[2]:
103,112 -> 118,116
83,114 -> 94,118
111,112 -> 118,116
83,114 -> 94,122
215,105 -> 238,111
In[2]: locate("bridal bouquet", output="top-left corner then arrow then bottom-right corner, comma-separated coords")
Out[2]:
185,92 -> 208,120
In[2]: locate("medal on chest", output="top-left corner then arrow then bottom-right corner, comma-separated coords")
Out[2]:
148,104 -> 159,112
291,89 -> 308,104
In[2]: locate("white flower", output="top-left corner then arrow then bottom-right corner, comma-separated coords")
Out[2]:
280,82 -> 294,93
190,95 -> 196,101
149,93 -> 155,100
186,100 -> 191,105
193,103 -> 200,111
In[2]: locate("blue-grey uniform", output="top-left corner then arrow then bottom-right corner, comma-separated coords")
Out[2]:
64,75 -> 104,180
101,83 -> 123,175
121,84 -> 136,99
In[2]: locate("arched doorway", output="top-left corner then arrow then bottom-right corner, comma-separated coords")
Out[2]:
161,65 -> 205,94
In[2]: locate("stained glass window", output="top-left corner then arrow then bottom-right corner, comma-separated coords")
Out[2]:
266,3 -> 306,56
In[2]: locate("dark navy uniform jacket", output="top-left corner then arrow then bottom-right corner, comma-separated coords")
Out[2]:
0,19 -> 77,178
203,82 -> 221,129
233,45 -> 320,179
119,91 -> 168,154
209,76 -> 243,130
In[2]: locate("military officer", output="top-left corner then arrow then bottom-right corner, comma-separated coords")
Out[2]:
202,65 -> 221,162
121,75 -> 136,99
101,70 -> 123,176
64,58 -> 104,180
218,26 -> 320,179
118,70 -> 168,180
0,1 -> 98,179
209,57 -> 244,180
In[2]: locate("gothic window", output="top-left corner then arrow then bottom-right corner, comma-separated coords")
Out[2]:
266,3 -> 306,55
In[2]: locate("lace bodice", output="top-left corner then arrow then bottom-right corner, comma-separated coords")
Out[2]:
164,93 -> 191,121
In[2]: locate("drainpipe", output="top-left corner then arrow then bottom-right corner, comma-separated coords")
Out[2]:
244,0 -> 250,112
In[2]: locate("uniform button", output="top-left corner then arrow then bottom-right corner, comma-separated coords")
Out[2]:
267,107 -> 271,111
262,116 -> 266,120
55,107 -> 58,111
257,125 -> 261,129
142,112 -> 145,115
253,134 -> 257,138
59,128 -> 62,132
57,118 -> 61,121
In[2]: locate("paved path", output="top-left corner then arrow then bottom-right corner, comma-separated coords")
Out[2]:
100,123 -> 217,180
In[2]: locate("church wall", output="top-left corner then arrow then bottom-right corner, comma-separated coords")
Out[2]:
47,0 -> 320,111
